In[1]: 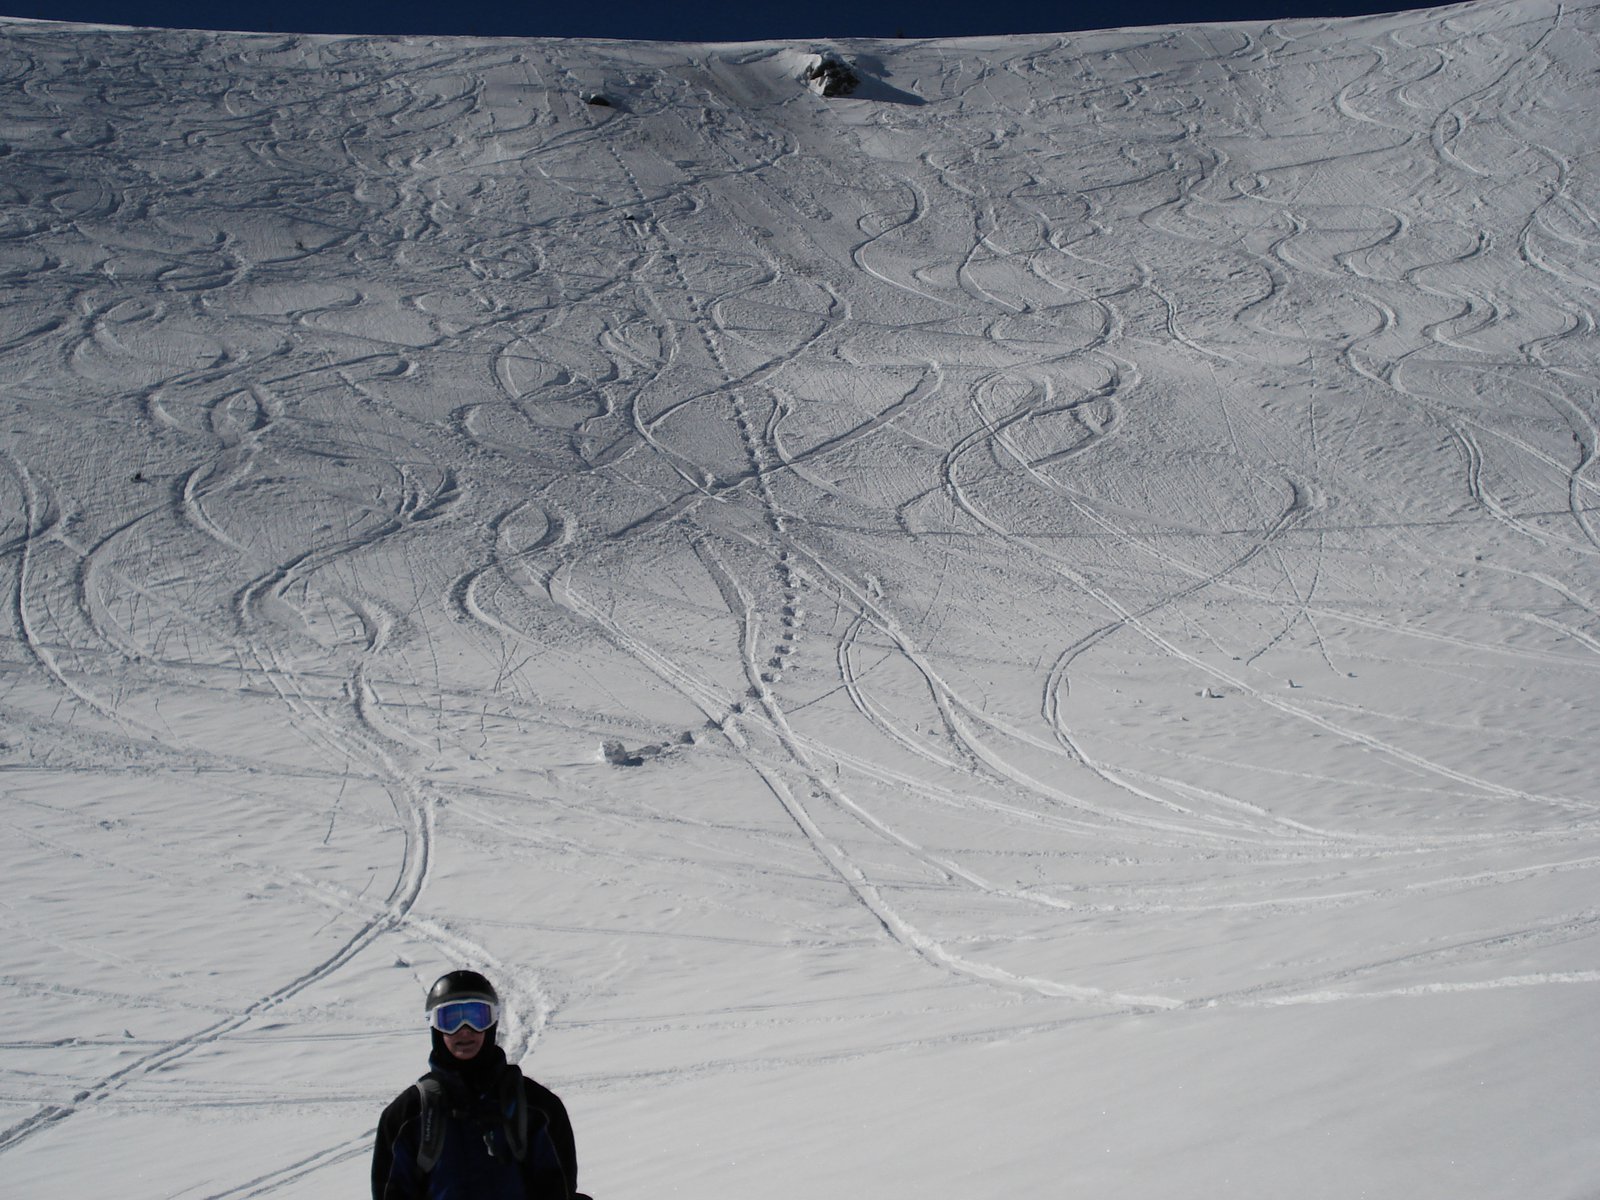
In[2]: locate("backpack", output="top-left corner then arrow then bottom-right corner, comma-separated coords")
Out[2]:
413,1063 -> 531,1173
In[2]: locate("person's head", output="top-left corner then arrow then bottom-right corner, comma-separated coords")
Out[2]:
426,969 -> 500,1063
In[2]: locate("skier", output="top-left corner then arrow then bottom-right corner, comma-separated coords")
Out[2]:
372,970 -> 588,1200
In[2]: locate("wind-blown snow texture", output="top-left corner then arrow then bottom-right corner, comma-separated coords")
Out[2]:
1,2 -> 1598,1196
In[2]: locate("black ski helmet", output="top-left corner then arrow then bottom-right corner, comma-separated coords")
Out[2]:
426,969 -> 499,1015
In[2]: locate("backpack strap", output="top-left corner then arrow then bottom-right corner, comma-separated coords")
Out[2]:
498,1063 -> 529,1163
413,1076 -> 448,1174
413,1066 -> 530,1173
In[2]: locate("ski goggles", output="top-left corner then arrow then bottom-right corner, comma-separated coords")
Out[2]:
428,998 -> 499,1034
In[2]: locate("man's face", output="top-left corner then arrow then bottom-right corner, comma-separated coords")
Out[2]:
443,1025 -> 486,1060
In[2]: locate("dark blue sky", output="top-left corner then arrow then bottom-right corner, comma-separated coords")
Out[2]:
5,0 -> 1439,42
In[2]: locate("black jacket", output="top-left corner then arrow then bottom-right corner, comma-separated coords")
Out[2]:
372,1045 -> 582,1200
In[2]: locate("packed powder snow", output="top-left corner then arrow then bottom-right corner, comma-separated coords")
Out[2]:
1,2 -> 1598,1197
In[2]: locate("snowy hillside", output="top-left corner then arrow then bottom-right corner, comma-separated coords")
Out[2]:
2,1 -> 1598,1196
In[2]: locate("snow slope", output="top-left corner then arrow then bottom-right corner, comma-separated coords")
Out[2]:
2,2 -> 1598,1196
